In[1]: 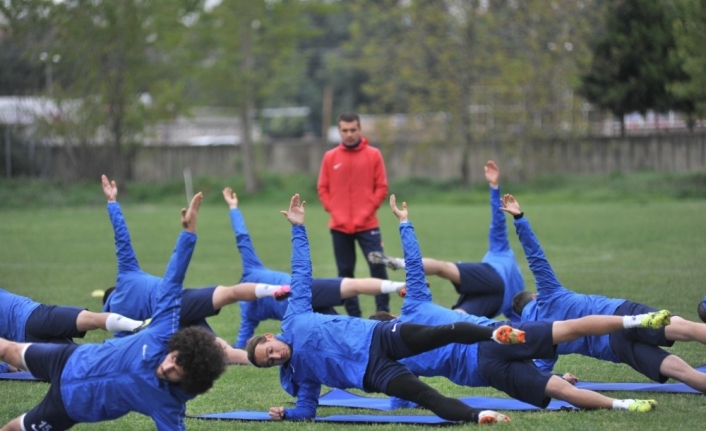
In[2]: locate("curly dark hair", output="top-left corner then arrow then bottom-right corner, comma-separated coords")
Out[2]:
512,291 -> 536,317
168,327 -> 226,394
245,335 -> 268,367
369,311 -> 397,322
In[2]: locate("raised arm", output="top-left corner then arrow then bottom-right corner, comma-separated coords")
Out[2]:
281,194 -> 312,317
103,175 -> 140,273
150,193 -> 201,341
391,195 -> 431,303
485,161 -> 510,253
223,187 -> 267,270
234,304 -> 259,348
501,194 -> 563,296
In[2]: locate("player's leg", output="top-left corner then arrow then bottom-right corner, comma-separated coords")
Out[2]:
552,312 -> 671,344
0,339 -> 29,371
664,316 -> 706,344
659,354 -> 706,392
212,282 -> 289,309
395,322 -> 522,358
76,310 -> 145,333
339,278 -> 405,298
421,258 -> 462,283
545,375 -> 656,411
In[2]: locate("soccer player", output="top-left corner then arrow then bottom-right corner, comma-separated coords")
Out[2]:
245,193 -> 526,424
100,175 -> 287,365
507,193 -> 706,393
0,192 -> 226,431
222,187 -> 405,348
369,161 -> 524,321
370,194 -> 666,412
0,287 -> 147,373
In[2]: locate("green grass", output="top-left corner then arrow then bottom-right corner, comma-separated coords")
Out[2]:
1,194 -> 706,430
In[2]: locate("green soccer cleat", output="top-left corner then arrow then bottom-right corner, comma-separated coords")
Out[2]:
627,399 -> 658,412
132,318 -> 151,333
640,310 -> 671,329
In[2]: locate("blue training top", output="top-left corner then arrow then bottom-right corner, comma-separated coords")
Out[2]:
480,186 -> 525,322
60,231 -> 197,430
277,225 -> 380,421
0,287 -> 41,342
392,221 -> 495,408
515,216 -> 625,371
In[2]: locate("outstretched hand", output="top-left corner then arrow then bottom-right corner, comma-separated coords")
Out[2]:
389,194 -> 408,223
500,193 -> 521,215
222,187 -> 238,209
484,160 -> 500,189
181,192 -> 203,232
281,194 -> 305,226
101,175 -> 117,202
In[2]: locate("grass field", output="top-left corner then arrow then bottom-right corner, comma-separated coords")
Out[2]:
1,190 -> 706,430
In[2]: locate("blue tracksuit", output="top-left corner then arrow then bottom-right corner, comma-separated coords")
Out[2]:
516,216 -> 625,371
277,225 -> 380,420
0,287 -> 41,342
59,231 -> 196,430
480,187 -> 525,321
391,221 -> 497,408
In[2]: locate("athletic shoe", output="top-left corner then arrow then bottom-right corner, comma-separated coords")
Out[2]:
627,399 -> 658,412
640,310 -> 671,329
132,318 -> 151,333
478,410 -> 511,424
492,325 -> 525,344
273,285 -> 291,301
396,285 -> 407,298
368,251 -> 401,270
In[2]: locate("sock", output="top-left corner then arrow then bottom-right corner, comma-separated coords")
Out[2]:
380,280 -> 405,294
105,313 -> 144,332
612,399 -> 634,410
255,283 -> 282,298
393,258 -> 406,269
623,314 -> 650,328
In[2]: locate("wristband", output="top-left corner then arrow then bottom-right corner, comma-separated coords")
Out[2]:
513,212 -> 524,220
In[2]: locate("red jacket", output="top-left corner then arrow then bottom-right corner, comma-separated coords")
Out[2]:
317,137 -> 388,234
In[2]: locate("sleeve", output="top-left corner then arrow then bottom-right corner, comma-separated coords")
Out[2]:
150,231 -> 197,341
533,355 -> 558,373
235,304 -> 259,348
151,403 -> 186,431
283,380 -> 320,420
390,396 -> 418,410
108,202 -> 140,273
283,225 -> 313,317
514,218 -> 564,297
229,208 -> 266,270
487,186 -> 511,253
371,150 -> 388,209
400,222 -> 432,303
316,153 -> 332,213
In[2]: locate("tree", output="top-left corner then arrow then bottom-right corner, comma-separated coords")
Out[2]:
578,0 -> 686,135
670,0 -> 706,120
0,0 -> 203,180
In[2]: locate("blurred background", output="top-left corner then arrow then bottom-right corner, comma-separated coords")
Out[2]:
1,0 -> 705,192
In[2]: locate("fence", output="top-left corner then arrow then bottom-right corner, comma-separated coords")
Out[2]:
3,133 -> 706,184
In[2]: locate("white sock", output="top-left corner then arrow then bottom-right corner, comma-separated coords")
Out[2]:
105,313 -> 144,332
380,280 -> 405,294
612,399 -> 634,410
255,283 -> 282,298
393,258 -> 406,269
623,314 -> 650,328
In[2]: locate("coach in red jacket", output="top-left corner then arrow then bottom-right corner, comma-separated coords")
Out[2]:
317,112 -> 390,317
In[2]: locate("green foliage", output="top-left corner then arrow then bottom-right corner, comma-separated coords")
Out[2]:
670,0 -> 706,118
1,198 -> 706,430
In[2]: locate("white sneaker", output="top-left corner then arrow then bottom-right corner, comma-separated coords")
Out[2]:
478,410 -> 511,424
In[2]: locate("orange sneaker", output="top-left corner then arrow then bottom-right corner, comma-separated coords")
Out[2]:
396,285 -> 407,298
492,325 -> 525,344
478,410 -> 511,424
273,285 -> 291,301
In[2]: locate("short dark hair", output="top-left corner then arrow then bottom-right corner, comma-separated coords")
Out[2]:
512,291 -> 536,316
337,112 -> 360,125
245,335 -> 268,367
369,311 -> 396,322
102,287 -> 116,305
168,327 -> 226,394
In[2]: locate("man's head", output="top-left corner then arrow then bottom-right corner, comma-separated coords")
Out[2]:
698,299 -> 706,323
246,333 -> 292,368
369,310 -> 398,322
102,286 -> 115,305
160,327 -> 226,395
512,291 -> 536,317
337,112 -> 362,147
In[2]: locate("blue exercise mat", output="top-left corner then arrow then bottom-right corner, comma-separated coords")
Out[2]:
572,364 -> 705,394
192,411 -> 456,425
0,372 -> 40,381
317,388 -> 576,412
